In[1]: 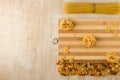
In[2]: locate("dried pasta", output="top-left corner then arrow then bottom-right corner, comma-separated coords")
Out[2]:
56,62 -> 120,76
64,2 -> 120,14
105,25 -> 110,32
82,33 -> 97,47
106,51 -> 119,63
60,19 -> 73,31
59,56 -> 65,63
63,47 -> 69,54
113,22 -> 118,28
113,31 -> 118,38
69,56 -> 74,63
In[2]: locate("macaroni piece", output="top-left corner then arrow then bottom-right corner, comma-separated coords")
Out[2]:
59,56 -> 65,63
63,47 -> 69,54
60,19 -> 73,31
82,33 -> 97,47
113,31 -> 118,38
69,56 -> 74,63
113,22 -> 118,28
106,52 -> 119,63
105,25 -> 110,32
64,2 -> 120,14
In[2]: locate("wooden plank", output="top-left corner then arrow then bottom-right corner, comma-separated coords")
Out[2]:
59,33 -> 120,37
59,41 -> 120,45
59,45 -> 120,48
59,52 -> 120,56
64,60 -> 108,63
59,48 -> 120,52
59,30 -> 120,33
58,37 -> 120,41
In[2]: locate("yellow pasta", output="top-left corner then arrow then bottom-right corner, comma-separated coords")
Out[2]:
105,25 -> 110,32
64,2 -> 93,13
60,19 -> 73,31
82,33 -> 97,47
106,52 -> 119,63
59,56 -> 65,63
69,56 -> 74,63
113,21 -> 119,28
63,47 -> 69,54
64,2 -> 120,14
113,31 -> 118,38
56,62 -> 120,76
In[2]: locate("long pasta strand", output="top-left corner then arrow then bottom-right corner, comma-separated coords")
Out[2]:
96,2 -> 120,14
64,2 -> 120,14
64,2 -> 94,13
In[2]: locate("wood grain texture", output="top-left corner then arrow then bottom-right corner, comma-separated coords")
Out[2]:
0,0 -> 40,80
0,0 -> 120,80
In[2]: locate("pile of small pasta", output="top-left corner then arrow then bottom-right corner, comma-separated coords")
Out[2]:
56,61 -> 120,76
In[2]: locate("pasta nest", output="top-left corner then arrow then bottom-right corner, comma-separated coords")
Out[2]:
60,19 -> 73,31
106,52 -> 119,63
82,33 -> 97,47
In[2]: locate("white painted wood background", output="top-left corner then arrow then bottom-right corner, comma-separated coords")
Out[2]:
0,0 -> 119,80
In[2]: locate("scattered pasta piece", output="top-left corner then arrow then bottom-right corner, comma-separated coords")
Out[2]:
60,19 -> 73,31
63,47 -> 69,54
105,25 -> 110,32
113,31 -> 118,38
59,56 -> 65,63
82,33 -> 97,47
106,52 -> 119,63
113,22 -> 118,28
69,56 -> 74,63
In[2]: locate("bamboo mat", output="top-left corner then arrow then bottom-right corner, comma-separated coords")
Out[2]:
58,18 -> 120,63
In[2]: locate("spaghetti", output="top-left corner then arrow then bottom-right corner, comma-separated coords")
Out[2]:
64,2 -> 120,14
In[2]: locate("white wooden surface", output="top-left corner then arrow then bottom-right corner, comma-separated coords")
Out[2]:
0,0 -> 120,80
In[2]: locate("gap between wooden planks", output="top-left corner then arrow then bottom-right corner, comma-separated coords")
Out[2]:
58,18 -> 120,63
